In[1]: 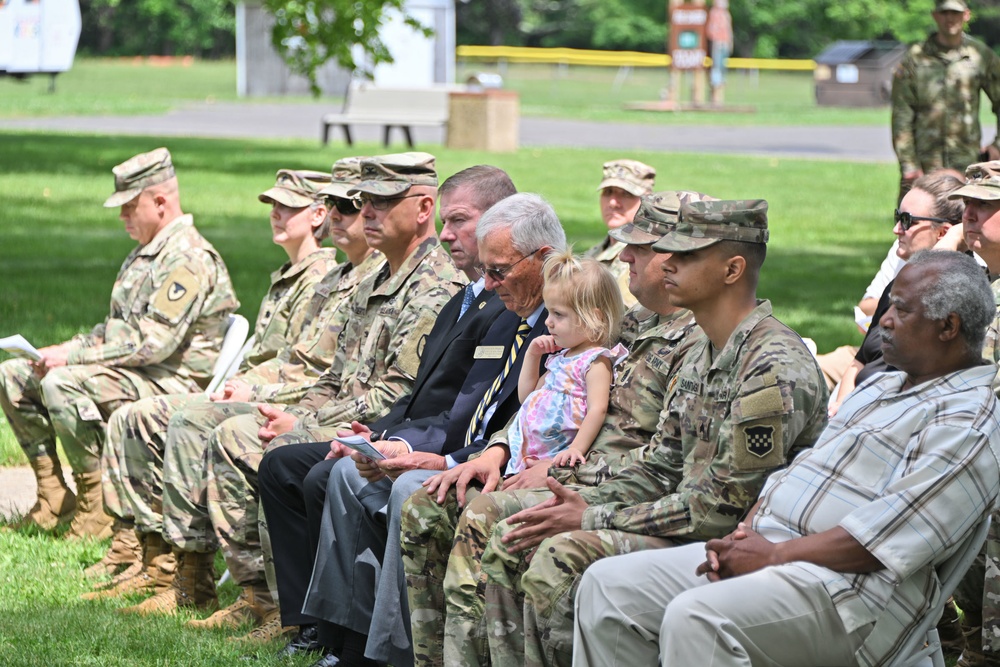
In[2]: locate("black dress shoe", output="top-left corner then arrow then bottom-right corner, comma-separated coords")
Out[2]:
308,650 -> 340,667
276,624 -> 322,658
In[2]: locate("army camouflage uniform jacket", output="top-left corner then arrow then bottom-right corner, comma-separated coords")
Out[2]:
64,214 -> 239,390
240,252 -> 385,404
289,237 -> 464,428
577,300 -> 829,537
240,248 -> 339,370
892,33 -> 1000,176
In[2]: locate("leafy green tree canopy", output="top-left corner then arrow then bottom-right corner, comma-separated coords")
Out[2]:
262,0 -> 431,95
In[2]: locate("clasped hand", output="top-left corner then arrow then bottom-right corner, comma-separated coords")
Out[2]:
696,522 -> 777,582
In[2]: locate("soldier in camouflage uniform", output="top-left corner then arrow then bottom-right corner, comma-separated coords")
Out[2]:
88,168 -> 339,580
0,147 -> 239,540
120,153 -> 463,634
941,160 -> 1000,667
86,158 -> 378,610
401,199 -> 829,667
891,0 -> 1000,200
584,159 -> 655,309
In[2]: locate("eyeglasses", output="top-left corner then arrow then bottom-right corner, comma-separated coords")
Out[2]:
360,193 -> 424,211
325,197 -> 361,216
894,208 -> 951,231
475,249 -> 540,282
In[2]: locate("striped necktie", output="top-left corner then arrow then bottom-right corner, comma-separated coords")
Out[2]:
463,318 -> 532,447
458,283 -> 476,320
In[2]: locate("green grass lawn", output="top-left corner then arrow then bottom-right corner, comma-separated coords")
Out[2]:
8,56 -> 996,129
0,58 -> 244,117
0,57 -> 931,127
0,528 -> 316,666
0,131 -> 899,466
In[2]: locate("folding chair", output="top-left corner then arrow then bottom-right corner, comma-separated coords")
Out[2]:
203,314 -> 250,396
890,516 -> 991,667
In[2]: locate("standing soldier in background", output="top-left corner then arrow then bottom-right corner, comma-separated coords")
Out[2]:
0,147 -> 238,540
585,159 -> 656,308
891,0 -> 1000,200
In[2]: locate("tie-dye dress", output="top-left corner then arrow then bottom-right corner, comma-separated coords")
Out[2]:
505,343 -> 628,475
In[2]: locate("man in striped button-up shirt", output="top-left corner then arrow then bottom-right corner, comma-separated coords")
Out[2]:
575,249 -> 1000,667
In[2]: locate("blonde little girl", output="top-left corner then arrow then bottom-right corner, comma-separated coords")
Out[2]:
505,249 -> 627,474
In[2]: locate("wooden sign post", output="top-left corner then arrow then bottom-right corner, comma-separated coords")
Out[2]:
668,0 -> 708,106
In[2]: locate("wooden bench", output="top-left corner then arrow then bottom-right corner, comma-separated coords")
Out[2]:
321,84 -> 451,147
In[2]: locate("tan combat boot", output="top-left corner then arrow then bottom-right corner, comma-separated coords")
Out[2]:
228,610 -> 296,644
10,455 -> 76,531
64,470 -> 113,540
81,532 -> 175,600
187,583 -> 276,630
119,550 -> 218,616
84,520 -> 142,579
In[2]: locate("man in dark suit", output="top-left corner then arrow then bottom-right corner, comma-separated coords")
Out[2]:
254,170 -> 520,639
260,192 -> 566,667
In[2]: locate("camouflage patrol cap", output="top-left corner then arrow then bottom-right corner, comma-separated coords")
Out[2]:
652,199 -> 769,253
103,147 -> 176,208
934,0 -> 968,12
949,161 -> 1000,202
259,169 -> 331,208
597,159 -> 656,196
319,156 -> 365,200
609,190 -> 715,245
347,152 -> 438,197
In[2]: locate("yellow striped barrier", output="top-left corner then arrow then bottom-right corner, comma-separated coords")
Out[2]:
456,45 -> 816,72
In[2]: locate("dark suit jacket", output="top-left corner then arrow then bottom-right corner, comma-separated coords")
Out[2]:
367,287 -> 504,434
386,308 -> 548,463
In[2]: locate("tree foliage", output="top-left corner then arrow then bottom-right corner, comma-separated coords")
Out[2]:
455,0 -> 1000,58
78,0 -> 235,57
75,0 -> 1000,80
261,0 -> 432,95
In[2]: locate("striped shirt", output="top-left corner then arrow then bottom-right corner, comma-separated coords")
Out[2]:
753,363 -> 1000,667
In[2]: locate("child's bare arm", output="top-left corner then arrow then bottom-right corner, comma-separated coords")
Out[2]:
553,357 -> 613,466
518,335 -> 559,402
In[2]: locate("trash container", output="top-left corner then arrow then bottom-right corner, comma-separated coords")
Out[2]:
814,40 -> 905,107
447,90 -> 519,152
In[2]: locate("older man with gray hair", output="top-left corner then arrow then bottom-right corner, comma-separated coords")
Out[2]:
288,192 -> 567,667
0,147 -> 239,539
575,249 -> 1000,667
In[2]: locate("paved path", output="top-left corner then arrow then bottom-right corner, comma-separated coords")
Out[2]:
0,101 -> 907,162
0,466 -> 69,521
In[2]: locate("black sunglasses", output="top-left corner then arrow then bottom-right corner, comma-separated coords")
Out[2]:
894,208 -> 951,232
326,197 -> 361,216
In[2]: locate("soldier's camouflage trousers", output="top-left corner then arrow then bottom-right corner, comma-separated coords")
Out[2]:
160,401 -> 261,555
442,489 -> 674,667
949,512 -> 1000,661
0,358 -> 187,473
102,393 -> 208,526
202,417 -> 334,587
401,484 -> 482,667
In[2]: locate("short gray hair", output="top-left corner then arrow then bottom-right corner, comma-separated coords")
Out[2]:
476,193 -> 567,255
908,250 -> 996,353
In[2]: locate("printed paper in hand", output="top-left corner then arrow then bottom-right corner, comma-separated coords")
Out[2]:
333,434 -> 387,460
0,335 -> 42,361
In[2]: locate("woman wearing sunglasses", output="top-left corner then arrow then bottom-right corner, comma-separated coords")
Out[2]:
829,170 -> 966,417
